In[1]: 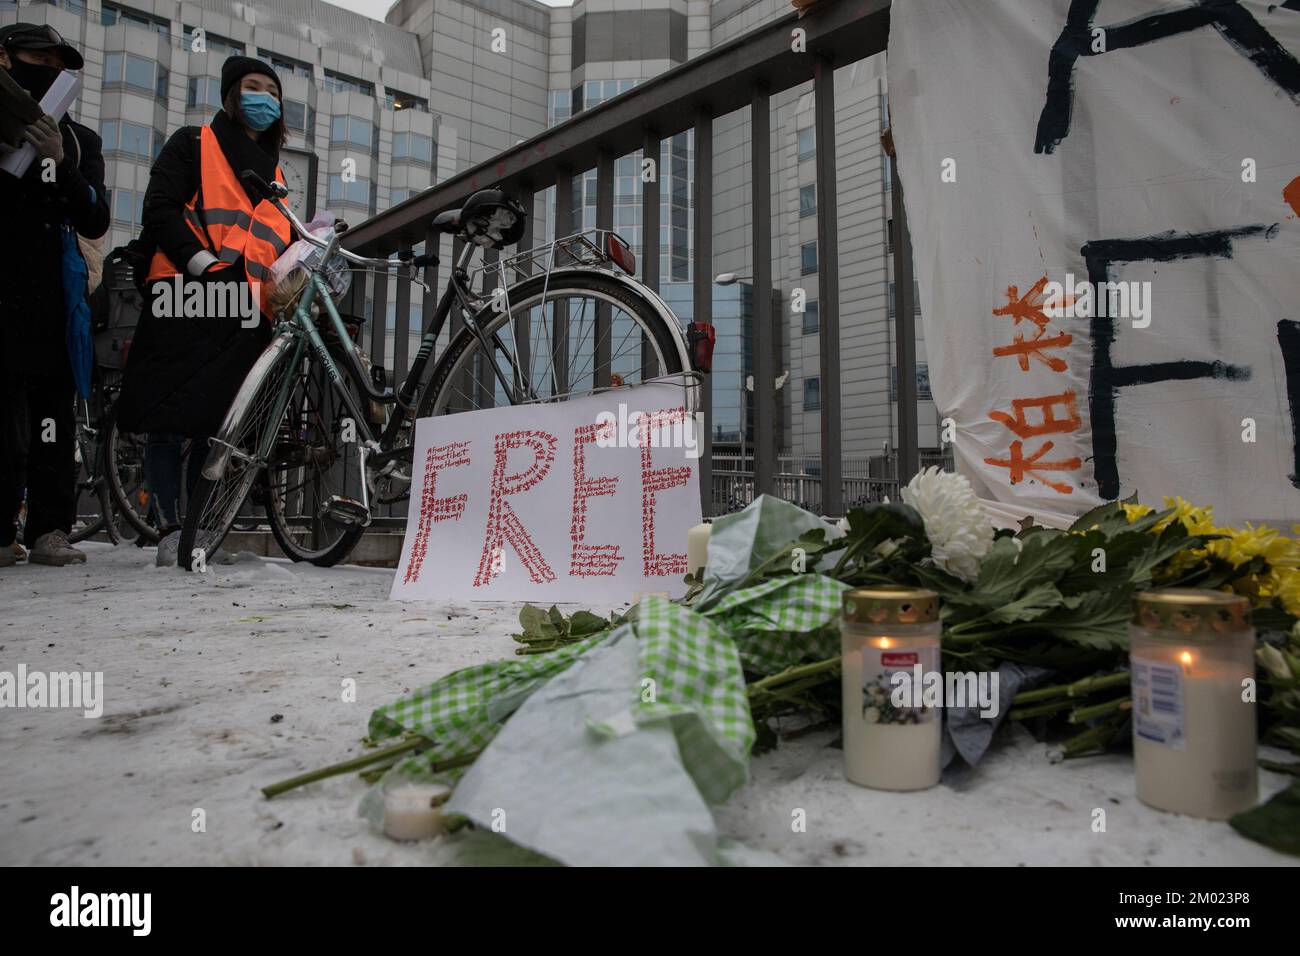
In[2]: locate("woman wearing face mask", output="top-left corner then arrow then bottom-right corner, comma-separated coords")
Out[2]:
115,56 -> 294,565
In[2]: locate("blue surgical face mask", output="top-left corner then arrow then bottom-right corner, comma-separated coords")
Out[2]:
239,91 -> 280,131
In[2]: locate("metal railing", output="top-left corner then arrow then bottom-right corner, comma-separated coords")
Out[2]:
341,1 -> 913,518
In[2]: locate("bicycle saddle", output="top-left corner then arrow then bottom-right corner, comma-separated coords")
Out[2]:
432,209 -> 461,233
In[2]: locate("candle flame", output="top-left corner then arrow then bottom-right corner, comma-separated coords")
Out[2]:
1179,650 -> 1194,671
879,637 -> 893,649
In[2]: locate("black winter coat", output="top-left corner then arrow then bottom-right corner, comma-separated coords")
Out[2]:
114,112 -> 287,437
0,118 -> 110,382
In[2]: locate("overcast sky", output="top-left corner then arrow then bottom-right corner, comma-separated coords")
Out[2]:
323,0 -> 572,17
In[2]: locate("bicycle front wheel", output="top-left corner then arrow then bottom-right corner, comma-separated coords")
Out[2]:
179,332 -> 299,571
262,343 -> 368,567
101,413 -> 163,544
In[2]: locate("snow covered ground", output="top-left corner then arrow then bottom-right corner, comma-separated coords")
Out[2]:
1,542 -> 1294,866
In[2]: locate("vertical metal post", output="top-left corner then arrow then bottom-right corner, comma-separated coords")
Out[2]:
393,240 -> 412,383
641,130 -> 661,380
595,151 -> 614,389
512,187 -> 534,395
750,86 -> 775,499
890,151 -> 920,484
814,57 -> 843,516
693,108 -> 713,515
449,235 -> 470,413
552,168 -> 572,395
477,247 -> 498,408
370,247 -> 389,369
422,222 -> 440,343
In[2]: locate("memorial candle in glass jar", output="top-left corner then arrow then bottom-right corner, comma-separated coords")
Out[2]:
1130,589 -> 1256,820
840,587 -> 942,791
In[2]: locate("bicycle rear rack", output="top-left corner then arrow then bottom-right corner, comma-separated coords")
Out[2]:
469,229 -> 625,289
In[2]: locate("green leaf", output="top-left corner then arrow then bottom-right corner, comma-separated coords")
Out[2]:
967,534 -> 1076,606
569,610 -> 613,637
1230,780 -> 1300,856
981,583 -> 1065,624
1029,587 -> 1133,650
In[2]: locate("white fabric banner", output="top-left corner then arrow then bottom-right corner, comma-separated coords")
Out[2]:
390,381 -> 702,602
887,0 -> 1300,525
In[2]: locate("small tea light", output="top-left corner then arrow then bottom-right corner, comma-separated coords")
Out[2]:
382,783 -> 452,841
840,587 -> 942,791
1130,589 -> 1256,820
687,521 -> 712,579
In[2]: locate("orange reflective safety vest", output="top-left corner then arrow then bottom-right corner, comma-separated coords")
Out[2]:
146,125 -> 292,317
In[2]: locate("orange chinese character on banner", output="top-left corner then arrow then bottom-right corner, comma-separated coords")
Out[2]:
992,328 -> 1073,372
989,390 -> 1082,439
984,440 -> 1081,495
993,275 -> 1071,331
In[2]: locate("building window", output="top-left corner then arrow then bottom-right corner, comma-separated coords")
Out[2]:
887,281 -> 922,319
799,184 -> 816,219
802,299 -> 819,335
390,187 -> 417,206
797,127 -> 815,161
890,363 -> 933,402
100,120 -> 160,162
328,174 -> 371,208
101,2 -> 171,38
111,188 -> 145,229
887,217 -> 894,254
186,77 -> 222,110
323,69 -> 374,97
386,91 -> 427,112
393,131 -> 433,165
803,376 -> 821,411
884,154 -> 892,192
46,0 -> 89,15
256,49 -> 312,79
103,53 -> 166,97
330,116 -> 372,149
183,26 -> 244,57
800,241 -> 818,276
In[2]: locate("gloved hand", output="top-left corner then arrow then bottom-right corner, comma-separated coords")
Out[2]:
22,115 -> 64,165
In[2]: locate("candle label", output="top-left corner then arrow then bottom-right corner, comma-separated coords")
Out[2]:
1132,656 -> 1185,750
861,648 -> 939,725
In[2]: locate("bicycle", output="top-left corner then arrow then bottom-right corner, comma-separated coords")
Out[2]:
178,174 -> 703,571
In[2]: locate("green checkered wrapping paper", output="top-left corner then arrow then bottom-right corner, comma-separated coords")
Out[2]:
368,572 -> 847,796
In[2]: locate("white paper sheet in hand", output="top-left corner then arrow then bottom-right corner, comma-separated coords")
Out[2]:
390,380 -> 702,602
0,71 -> 81,179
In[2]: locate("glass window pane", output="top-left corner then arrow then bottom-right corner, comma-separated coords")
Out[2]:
799,184 -> 816,218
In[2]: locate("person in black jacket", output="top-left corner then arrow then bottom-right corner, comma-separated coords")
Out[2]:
114,56 -> 292,564
0,24 -> 109,568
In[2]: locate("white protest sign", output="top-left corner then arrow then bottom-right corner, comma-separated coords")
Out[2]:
887,0 -> 1300,525
390,381 -> 702,602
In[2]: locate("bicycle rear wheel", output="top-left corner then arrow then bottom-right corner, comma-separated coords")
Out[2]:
101,413 -> 163,544
418,270 -> 689,419
68,389 -> 119,545
179,333 -> 299,571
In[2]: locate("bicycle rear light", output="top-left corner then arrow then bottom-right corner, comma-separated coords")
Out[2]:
687,320 -> 716,373
606,233 -> 636,275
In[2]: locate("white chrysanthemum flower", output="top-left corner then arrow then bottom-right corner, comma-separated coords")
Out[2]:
900,466 -> 994,583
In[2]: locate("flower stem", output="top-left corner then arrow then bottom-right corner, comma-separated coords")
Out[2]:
1011,671 -> 1131,705
1068,695 -> 1131,724
261,737 -> 428,799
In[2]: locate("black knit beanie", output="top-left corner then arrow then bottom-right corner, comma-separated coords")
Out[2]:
220,56 -> 281,102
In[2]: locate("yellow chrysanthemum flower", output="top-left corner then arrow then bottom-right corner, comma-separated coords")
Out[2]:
1121,503 -> 1154,523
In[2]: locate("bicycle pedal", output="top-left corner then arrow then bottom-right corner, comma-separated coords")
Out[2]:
320,495 -> 370,527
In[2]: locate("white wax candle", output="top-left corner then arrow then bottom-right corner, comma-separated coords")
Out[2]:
1132,651 -> 1256,820
687,522 -> 711,577
841,636 -> 942,791
382,783 -> 451,841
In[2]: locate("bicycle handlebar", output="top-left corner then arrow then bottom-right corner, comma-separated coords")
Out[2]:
240,168 -> 425,273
